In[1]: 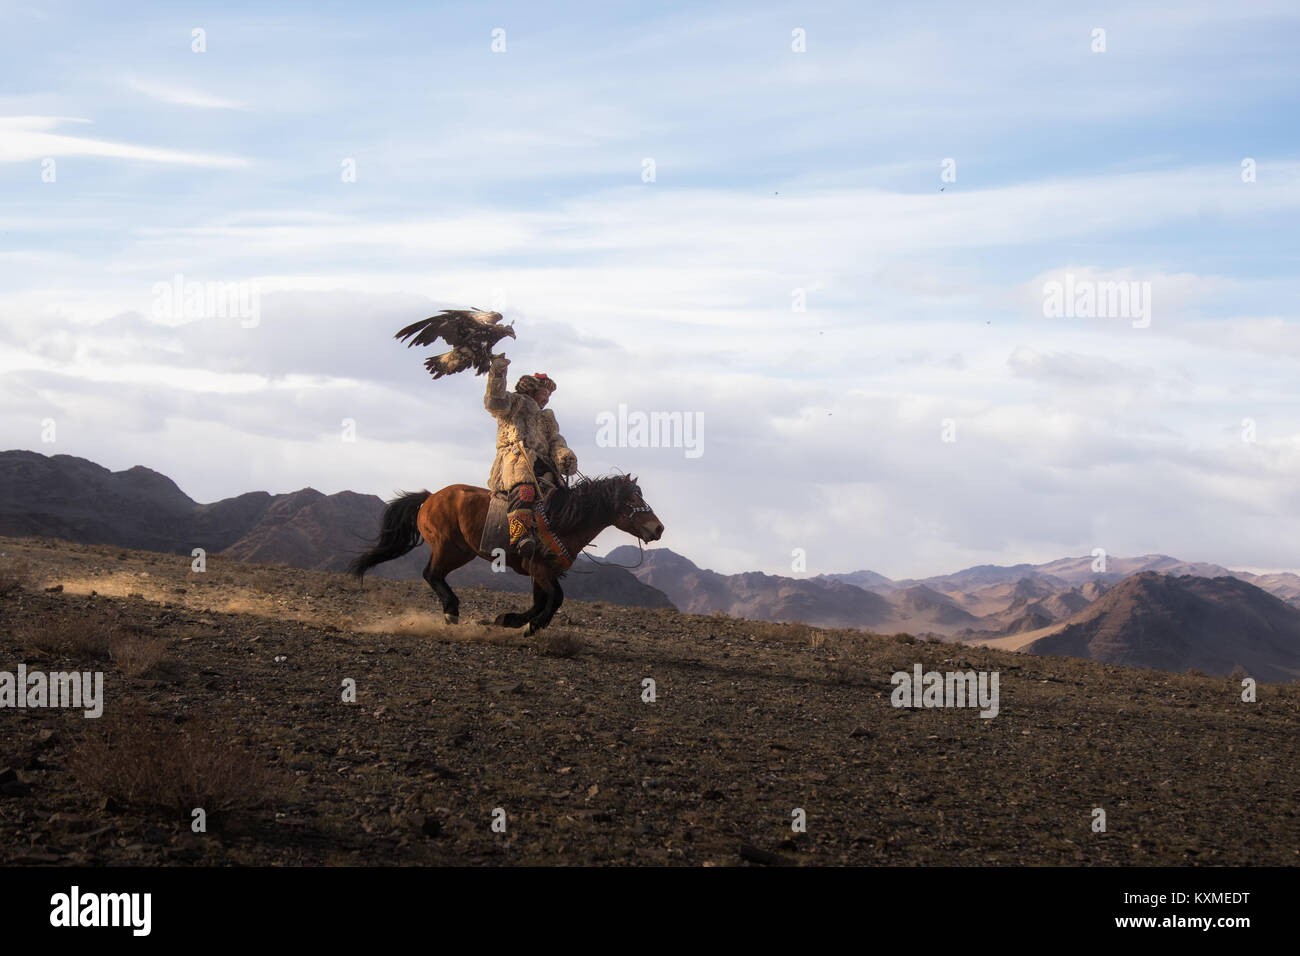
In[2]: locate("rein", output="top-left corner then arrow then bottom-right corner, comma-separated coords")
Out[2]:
576,539 -> 646,571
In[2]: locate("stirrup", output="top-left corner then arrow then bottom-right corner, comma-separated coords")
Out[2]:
514,535 -> 540,560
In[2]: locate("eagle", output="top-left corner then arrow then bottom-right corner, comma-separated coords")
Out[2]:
394,308 -> 515,379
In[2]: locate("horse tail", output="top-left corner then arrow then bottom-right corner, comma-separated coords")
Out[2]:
347,490 -> 430,580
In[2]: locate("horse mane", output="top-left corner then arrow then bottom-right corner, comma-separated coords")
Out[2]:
543,474 -> 634,534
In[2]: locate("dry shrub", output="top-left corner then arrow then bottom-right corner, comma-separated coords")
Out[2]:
534,627 -> 585,658
745,620 -> 812,643
829,661 -> 865,685
29,618 -> 173,676
110,633 -> 172,678
25,618 -> 115,659
70,703 -> 281,815
808,628 -> 869,656
0,558 -> 32,596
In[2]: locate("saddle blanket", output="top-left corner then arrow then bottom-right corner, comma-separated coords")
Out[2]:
480,493 -> 511,555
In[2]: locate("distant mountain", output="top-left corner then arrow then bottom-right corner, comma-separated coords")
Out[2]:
607,547 -> 993,633
817,569 -> 896,592
606,545 -> 896,629
1232,570 -> 1300,607
1033,554 -> 1237,586
827,554 -> 1300,616
901,563 -> 1065,593
608,546 -> 1300,682
220,488 -> 373,572
0,451 -> 199,552
983,580 -> 1094,633
0,450 -> 672,609
888,585 -> 982,629
1023,572 -> 1300,681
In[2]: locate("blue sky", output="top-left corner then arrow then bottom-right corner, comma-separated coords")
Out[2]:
2,0 -> 1299,577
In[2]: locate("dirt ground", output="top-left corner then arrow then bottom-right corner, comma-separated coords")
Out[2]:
1,535 -> 1297,866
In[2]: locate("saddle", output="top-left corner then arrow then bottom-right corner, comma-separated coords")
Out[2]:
479,486 -> 572,570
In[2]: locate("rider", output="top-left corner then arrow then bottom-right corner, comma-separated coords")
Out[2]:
484,353 -> 578,562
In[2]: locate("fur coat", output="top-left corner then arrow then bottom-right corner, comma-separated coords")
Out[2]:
484,364 -> 577,494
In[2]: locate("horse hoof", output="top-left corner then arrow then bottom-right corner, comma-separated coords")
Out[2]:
444,613 -> 459,625
493,613 -> 511,627
523,623 -> 536,637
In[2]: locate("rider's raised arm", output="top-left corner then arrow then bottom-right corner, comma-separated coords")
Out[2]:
485,360 -> 513,418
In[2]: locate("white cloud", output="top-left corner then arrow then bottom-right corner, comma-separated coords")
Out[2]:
125,77 -> 246,111
0,116 -> 250,167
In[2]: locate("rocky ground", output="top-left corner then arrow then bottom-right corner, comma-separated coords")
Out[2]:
0,535 -> 1297,866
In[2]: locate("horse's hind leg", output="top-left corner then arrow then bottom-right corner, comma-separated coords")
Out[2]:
423,556 -> 460,624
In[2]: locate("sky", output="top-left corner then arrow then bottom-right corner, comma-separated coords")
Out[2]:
1,0 -> 1299,579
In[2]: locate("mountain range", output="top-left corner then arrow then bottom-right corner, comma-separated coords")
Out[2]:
604,544 -> 1300,681
4,449 -> 1298,680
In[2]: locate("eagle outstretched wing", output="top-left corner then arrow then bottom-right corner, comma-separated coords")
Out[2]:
394,308 -> 515,379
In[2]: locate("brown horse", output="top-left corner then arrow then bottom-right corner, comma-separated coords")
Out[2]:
348,474 -> 664,635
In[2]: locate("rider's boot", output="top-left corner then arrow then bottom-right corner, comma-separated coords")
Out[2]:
507,482 -> 545,561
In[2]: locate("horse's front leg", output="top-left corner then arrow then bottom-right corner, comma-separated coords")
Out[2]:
493,572 -> 544,628
523,576 -> 562,636
488,554 -> 546,629
493,603 -> 538,628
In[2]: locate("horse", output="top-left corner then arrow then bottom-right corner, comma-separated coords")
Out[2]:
347,474 -> 664,636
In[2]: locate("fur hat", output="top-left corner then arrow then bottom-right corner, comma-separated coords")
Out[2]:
515,372 -> 557,395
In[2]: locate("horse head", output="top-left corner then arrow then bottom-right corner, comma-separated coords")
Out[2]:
610,474 -> 664,543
